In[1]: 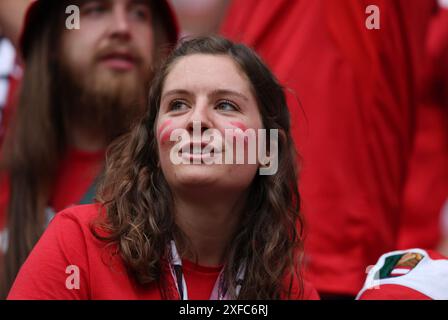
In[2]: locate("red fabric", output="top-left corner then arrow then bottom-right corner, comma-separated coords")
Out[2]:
49,148 -> 103,213
7,204 -> 319,300
423,8 -> 448,99
398,104 -> 448,249
398,8 -> 448,250
181,259 -> 222,300
426,249 -> 448,260
0,148 -> 104,231
221,0 -> 437,295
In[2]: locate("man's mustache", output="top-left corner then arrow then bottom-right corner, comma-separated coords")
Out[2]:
94,45 -> 143,66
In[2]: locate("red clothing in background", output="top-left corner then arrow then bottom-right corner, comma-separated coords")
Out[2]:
398,8 -> 448,250
221,0 -> 437,295
398,104 -> 448,249
8,204 -> 320,300
0,148 -> 104,250
48,148 -> 104,213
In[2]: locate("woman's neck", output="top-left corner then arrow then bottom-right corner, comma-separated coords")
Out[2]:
173,189 -> 247,267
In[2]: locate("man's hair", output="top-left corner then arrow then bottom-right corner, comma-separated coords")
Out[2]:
0,0 -> 173,297
94,36 -> 305,299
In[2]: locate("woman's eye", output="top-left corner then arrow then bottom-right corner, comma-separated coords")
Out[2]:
169,100 -> 189,112
216,100 -> 238,112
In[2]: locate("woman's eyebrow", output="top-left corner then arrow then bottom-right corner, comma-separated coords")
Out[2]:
161,89 -> 249,101
161,89 -> 192,100
210,89 -> 249,101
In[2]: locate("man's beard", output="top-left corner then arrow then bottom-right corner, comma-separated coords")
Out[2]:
56,55 -> 152,145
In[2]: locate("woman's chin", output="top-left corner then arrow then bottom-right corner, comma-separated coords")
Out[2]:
173,168 -> 219,187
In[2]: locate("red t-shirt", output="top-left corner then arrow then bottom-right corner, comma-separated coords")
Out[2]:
7,204 -> 319,300
221,0 -> 437,295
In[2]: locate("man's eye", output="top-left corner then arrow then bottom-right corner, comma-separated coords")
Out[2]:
82,2 -> 107,16
129,6 -> 151,21
216,100 -> 238,111
169,100 -> 189,112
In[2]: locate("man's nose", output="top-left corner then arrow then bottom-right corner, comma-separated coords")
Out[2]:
109,6 -> 132,41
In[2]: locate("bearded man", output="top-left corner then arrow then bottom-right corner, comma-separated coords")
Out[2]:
0,0 -> 178,297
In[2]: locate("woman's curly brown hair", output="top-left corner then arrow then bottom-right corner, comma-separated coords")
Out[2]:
93,36 -> 305,299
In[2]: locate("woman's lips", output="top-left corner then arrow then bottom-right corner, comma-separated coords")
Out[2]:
178,142 -> 223,163
180,152 -> 222,164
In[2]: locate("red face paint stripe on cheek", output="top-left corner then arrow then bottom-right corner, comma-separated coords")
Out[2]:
229,121 -> 248,132
160,129 -> 175,144
158,119 -> 172,136
228,121 -> 251,143
158,120 -> 174,143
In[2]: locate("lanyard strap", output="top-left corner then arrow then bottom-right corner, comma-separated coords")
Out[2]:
78,173 -> 101,205
168,240 -> 245,300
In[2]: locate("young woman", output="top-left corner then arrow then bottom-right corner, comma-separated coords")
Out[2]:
7,36 -> 318,300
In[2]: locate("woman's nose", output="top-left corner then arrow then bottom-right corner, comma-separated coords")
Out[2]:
186,101 -> 213,134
